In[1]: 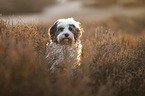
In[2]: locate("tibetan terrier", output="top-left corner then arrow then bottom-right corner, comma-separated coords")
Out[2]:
46,18 -> 83,71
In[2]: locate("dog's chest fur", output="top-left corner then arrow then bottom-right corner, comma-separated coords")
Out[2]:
46,41 -> 82,71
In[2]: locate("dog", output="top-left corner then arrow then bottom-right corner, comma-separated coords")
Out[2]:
46,18 -> 83,71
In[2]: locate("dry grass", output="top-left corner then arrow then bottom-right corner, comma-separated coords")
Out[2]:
0,17 -> 145,96
100,16 -> 145,34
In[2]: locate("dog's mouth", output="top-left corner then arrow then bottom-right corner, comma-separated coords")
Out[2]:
59,38 -> 73,45
63,38 -> 70,41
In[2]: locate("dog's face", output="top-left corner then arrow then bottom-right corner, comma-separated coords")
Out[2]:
49,18 -> 82,45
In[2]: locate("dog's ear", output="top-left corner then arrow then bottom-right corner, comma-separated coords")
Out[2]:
48,22 -> 58,42
74,25 -> 82,42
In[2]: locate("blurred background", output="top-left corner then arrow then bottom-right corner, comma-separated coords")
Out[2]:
0,1 -> 145,96
1,0 -> 145,25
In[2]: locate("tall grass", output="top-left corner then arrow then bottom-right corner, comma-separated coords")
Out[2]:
0,17 -> 145,96
100,16 -> 145,34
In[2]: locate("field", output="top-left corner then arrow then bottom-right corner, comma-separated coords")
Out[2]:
0,16 -> 145,96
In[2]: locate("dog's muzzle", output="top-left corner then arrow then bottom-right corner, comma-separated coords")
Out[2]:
59,33 -> 74,45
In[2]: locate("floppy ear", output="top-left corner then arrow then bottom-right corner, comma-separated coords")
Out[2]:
74,26 -> 83,42
48,22 -> 58,42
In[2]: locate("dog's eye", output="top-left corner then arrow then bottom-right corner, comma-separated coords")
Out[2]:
58,27 -> 64,32
69,27 -> 74,32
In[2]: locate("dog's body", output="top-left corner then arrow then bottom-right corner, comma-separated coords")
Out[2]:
46,18 -> 83,71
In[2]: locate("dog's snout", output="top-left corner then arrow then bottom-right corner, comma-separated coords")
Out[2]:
64,33 -> 69,37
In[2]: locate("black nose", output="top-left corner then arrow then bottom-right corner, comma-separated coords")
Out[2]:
64,33 -> 69,37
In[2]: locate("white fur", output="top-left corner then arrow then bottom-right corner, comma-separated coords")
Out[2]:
46,41 -> 82,71
57,18 -> 80,29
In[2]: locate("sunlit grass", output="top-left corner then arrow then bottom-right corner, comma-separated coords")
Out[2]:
115,33 -> 145,48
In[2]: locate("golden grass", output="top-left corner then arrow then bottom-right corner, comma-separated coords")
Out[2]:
0,17 -> 145,96
115,33 -> 145,48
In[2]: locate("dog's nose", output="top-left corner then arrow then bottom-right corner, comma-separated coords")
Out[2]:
64,33 -> 69,37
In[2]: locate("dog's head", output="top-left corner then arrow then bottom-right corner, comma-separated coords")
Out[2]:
49,18 -> 82,45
